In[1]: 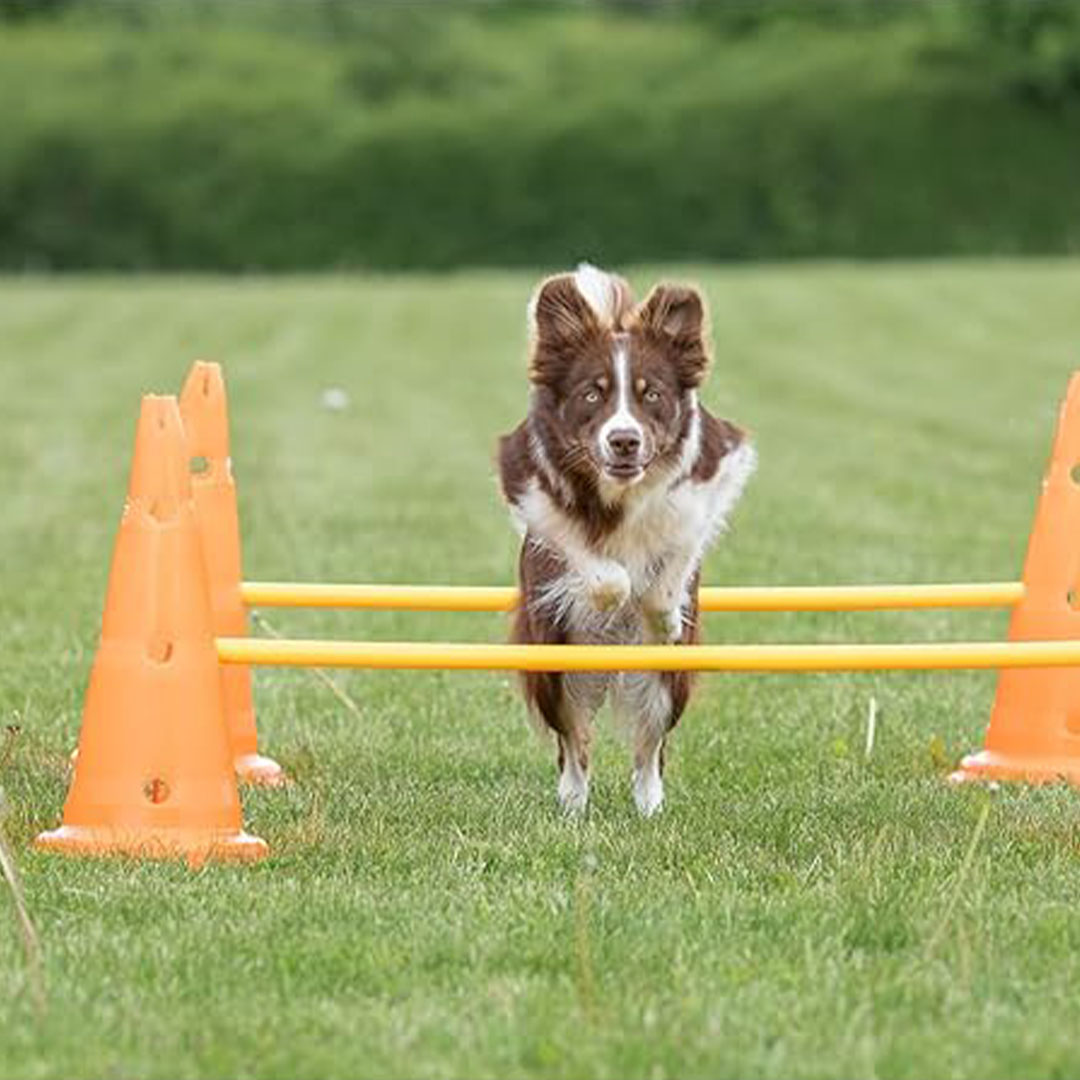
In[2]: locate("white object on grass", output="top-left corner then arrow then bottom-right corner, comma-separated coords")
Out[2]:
321,387 -> 350,412
865,695 -> 878,759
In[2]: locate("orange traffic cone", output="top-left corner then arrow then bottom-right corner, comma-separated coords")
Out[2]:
952,373 -> 1080,784
35,396 -> 268,864
180,361 -> 284,787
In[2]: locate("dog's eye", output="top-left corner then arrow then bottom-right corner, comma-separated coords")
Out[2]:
583,388 -> 601,404
643,387 -> 661,404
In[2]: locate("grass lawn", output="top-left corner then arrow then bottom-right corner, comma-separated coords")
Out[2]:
2,260 -> 1080,1079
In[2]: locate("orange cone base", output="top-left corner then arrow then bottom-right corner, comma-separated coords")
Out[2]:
235,752 -> 287,787
949,749 -> 1080,786
34,824 -> 268,867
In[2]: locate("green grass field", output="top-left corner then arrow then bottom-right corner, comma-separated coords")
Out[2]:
2,261 -> 1080,1079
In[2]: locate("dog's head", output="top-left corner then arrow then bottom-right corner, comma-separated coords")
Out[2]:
527,264 -> 709,492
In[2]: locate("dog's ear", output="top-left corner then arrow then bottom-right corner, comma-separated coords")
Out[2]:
527,274 -> 599,384
636,284 -> 710,387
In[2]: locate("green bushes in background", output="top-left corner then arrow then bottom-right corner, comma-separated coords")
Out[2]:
1,0 -> 1078,270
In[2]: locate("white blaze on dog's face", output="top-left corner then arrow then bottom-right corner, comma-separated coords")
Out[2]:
527,264 -> 709,493
596,336 -> 644,481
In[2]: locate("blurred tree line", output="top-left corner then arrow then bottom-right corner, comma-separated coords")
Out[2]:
0,0 -> 1077,270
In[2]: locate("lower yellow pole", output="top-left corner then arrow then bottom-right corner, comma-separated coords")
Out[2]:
216,637 -> 1080,673
239,581 -> 1024,613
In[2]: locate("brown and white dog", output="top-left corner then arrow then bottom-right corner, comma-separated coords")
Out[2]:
497,264 -> 755,816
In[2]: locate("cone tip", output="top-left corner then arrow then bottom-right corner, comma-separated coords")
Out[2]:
135,394 -> 185,443
179,361 -> 230,459
181,360 -> 225,405
128,395 -> 192,512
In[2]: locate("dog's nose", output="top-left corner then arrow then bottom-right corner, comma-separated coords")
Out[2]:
607,428 -> 642,459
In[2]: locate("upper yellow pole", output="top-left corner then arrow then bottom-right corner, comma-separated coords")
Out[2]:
241,583 -> 521,612
239,581 -> 1024,613
216,636 -> 1080,673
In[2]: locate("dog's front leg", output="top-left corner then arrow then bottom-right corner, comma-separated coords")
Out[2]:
641,550 -> 700,643
577,554 -> 632,615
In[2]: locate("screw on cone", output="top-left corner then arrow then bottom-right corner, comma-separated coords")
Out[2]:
35,395 -> 267,864
952,373 -> 1080,784
180,361 -> 285,787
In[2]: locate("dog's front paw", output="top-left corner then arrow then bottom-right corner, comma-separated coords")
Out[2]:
645,604 -> 684,644
585,562 -> 631,614
643,583 -> 686,642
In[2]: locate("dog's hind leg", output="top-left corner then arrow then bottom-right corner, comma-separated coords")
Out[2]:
555,700 -> 592,815
526,671 -> 606,814
514,541 -> 609,814
619,584 -> 700,816
616,670 -> 693,817
616,673 -> 671,817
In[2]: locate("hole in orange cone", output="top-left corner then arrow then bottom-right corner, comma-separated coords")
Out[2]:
147,640 -> 173,664
143,778 -> 171,804
147,498 -> 180,524
1069,588 -> 1080,611
1071,464 -> 1080,485
189,455 -> 211,476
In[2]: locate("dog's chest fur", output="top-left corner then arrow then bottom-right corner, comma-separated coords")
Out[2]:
511,421 -> 756,639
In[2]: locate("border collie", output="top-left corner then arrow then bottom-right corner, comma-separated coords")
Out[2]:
498,264 -> 755,816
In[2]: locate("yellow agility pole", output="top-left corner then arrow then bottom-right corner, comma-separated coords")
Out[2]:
239,581 -> 1024,613
216,637 -> 1080,673
241,583 -> 520,612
